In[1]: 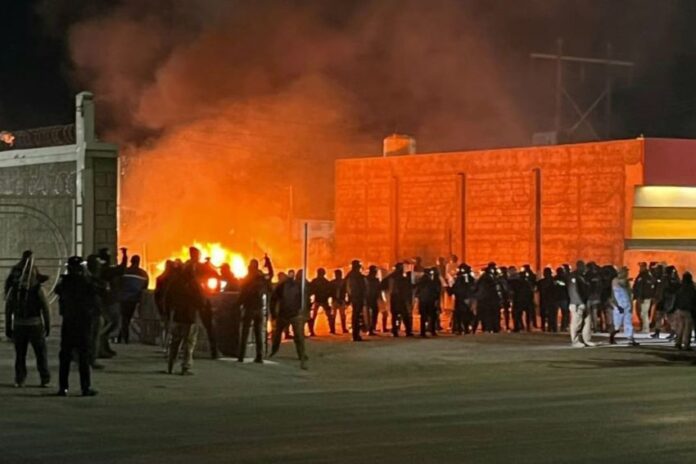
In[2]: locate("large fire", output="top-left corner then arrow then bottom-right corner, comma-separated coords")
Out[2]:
156,241 -> 248,278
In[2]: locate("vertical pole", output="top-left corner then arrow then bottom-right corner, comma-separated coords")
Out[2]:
533,168 -> 542,272
605,43 -> 613,139
458,173 -> 466,263
554,38 -> 563,136
301,222 -> 309,315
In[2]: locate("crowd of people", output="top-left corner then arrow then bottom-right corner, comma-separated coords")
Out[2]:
5,246 -> 696,395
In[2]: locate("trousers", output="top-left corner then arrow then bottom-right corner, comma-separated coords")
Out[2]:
168,322 -> 198,372
569,303 -> 592,345
612,307 -> 634,338
59,329 -> 91,392
271,316 -> 306,360
14,324 -> 50,385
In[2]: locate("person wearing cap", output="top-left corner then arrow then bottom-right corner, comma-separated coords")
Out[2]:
632,262 -> 655,334
5,251 -> 51,388
55,256 -> 99,396
609,267 -> 639,346
346,260 -> 368,341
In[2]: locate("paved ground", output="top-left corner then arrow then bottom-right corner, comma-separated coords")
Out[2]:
1,331 -> 696,464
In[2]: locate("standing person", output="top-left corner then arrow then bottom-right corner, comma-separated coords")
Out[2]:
187,249 -> 220,359
584,262 -> 603,333
382,263 -> 414,337
309,268 -> 333,335
599,264 -> 618,333
346,260 -> 368,341
498,266 -> 513,332
568,261 -> 595,347
154,260 -> 178,351
652,266 -> 680,340
416,268 -> 441,337
117,255 -> 149,344
85,255 -> 106,369
538,268 -> 557,332
55,256 -> 99,396
219,263 -> 240,292
673,271 -> 696,351
97,247 -> 127,357
632,262 -> 655,334
448,263 -> 476,335
330,269 -> 348,335
520,265 -> 538,328
270,270 -> 308,369
166,254 -> 206,375
365,265 -> 382,336
509,268 -> 535,332
476,263 -> 501,333
554,267 -> 570,332
609,267 -> 639,346
236,256 -> 274,363
5,253 -> 51,388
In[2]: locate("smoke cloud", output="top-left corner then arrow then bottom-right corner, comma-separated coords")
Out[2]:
57,0 -> 532,266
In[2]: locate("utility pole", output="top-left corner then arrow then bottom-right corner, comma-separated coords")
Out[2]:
531,38 -> 634,143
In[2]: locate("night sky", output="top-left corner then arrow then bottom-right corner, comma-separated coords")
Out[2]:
3,0 -> 696,146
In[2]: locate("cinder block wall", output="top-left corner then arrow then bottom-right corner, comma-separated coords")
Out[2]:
335,139 -> 644,270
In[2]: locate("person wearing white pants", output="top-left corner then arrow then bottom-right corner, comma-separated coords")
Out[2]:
567,261 -> 595,347
610,267 -> 639,346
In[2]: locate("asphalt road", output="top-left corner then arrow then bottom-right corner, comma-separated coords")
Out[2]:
1,331 -> 695,464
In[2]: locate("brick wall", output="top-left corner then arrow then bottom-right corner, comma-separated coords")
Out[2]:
336,139 -> 644,270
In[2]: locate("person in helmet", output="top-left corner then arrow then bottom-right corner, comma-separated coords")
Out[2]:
345,260 -> 368,341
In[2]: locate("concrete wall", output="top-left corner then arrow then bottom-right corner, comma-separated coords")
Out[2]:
335,139 -> 644,270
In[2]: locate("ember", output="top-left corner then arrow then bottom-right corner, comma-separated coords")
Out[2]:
0,131 -> 15,146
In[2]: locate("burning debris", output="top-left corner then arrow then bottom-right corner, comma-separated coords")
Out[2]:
156,242 -> 247,282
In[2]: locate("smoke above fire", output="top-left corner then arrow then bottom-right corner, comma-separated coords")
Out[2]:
58,0 -> 531,267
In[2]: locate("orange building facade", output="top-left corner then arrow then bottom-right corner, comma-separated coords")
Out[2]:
335,138 -> 696,271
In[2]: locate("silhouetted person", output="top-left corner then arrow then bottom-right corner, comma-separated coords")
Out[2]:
537,267 -> 557,332
219,263 -> 240,292
417,268 -> 441,337
236,255 -> 274,363
330,269 -> 348,334
310,268 -> 333,335
85,254 -> 106,369
270,269 -> 308,369
554,267 -> 570,332
365,265 -> 382,335
5,252 -> 51,388
345,260 -> 368,341
97,247 -> 127,357
118,255 -> 149,344
674,271 -> 696,350
55,256 -> 99,396
632,262 -> 655,334
448,264 -> 476,334
382,263 -> 414,337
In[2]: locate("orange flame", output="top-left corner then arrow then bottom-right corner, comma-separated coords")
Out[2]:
0,131 -> 15,146
156,241 -> 248,278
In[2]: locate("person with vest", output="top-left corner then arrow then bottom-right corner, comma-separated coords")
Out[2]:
55,256 -> 99,396
5,251 -> 51,388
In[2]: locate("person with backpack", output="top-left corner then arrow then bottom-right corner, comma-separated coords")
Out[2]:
5,251 -> 51,388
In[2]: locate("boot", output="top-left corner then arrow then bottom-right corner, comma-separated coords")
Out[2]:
609,330 -> 618,345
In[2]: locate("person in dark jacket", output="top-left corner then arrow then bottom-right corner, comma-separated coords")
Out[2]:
236,255 -> 274,363
476,263 -> 502,333
154,260 -> 178,351
309,268 -> 333,335
537,267 -> 557,332
85,255 -> 106,369
674,271 -> 696,350
632,262 -> 656,334
599,264 -> 618,333
585,262 -> 603,333
219,263 -> 240,292
416,268 -> 441,337
55,256 -> 99,396
567,261 -> 594,347
509,268 -> 535,332
117,255 -> 149,344
345,260 -> 368,341
554,267 -> 570,332
652,266 -> 681,340
5,252 -> 51,388
166,255 -> 206,375
365,266 -> 383,335
270,270 -> 308,369
382,263 -> 414,337
447,264 -> 476,334
97,247 -> 127,357
330,269 -> 348,334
